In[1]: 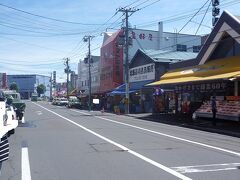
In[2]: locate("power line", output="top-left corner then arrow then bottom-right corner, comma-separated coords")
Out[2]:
0,22 -> 97,36
190,20 -> 212,29
137,0 -> 162,10
64,12 -> 122,60
134,0 -> 240,28
133,0 -> 151,8
195,0 -> 212,35
0,36 -> 69,53
178,0 -> 210,33
124,0 -> 142,8
0,3 -> 110,26
0,59 -> 63,66
0,11 -> 87,32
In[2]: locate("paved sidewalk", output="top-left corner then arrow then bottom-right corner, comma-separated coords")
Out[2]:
126,113 -> 240,138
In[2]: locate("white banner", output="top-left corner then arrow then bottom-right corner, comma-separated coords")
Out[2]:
129,63 -> 155,82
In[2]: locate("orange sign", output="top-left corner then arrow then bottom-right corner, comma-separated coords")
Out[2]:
226,96 -> 240,101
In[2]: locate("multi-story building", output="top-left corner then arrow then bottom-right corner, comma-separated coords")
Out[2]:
7,74 -> 50,99
70,71 -> 78,90
99,22 -> 203,93
0,73 -> 7,89
100,30 -> 124,93
128,22 -> 202,59
77,56 -> 100,96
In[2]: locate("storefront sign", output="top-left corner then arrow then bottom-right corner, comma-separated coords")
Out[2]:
131,31 -> 153,41
175,82 -> 227,93
129,64 -> 155,82
226,96 -> 240,101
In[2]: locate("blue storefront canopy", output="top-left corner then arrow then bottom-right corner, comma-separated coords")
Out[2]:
108,80 -> 153,95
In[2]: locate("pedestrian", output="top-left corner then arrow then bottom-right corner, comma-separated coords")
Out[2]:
101,97 -> 105,113
0,90 -> 5,101
211,96 -> 217,126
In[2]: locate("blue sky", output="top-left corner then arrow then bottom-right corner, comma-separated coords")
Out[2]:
0,0 -> 239,82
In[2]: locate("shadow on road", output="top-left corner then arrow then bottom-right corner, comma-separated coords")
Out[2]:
128,113 -> 240,138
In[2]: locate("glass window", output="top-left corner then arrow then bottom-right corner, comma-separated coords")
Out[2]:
177,44 -> 187,52
193,45 -> 201,53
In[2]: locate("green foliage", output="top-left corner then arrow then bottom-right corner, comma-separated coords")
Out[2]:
9,82 -> 19,92
37,84 -> 46,97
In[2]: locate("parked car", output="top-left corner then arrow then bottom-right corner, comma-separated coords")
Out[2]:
31,93 -> 38,101
67,96 -> 81,108
57,98 -> 68,106
52,98 -> 57,105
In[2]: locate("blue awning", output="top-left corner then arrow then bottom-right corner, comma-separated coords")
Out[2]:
108,80 -> 153,95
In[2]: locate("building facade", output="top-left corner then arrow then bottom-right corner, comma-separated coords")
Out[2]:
70,71 -> 78,90
99,22 -> 203,94
148,11 -> 240,120
99,30 -> 124,93
0,73 -> 7,89
128,22 -> 202,60
7,74 -> 50,99
77,56 -> 100,95
107,49 -> 197,113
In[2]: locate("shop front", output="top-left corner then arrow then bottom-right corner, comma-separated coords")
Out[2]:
148,55 -> 240,121
108,80 -> 153,113
148,11 -> 240,122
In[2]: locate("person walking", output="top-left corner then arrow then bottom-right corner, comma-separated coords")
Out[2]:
101,97 -> 106,113
211,96 -> 217,126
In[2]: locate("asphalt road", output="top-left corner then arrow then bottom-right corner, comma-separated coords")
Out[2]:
0,101 -> 240,180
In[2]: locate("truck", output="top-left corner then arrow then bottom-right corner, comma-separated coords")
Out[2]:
2,90 -> 26,122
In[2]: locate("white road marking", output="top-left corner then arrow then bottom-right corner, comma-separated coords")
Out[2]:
172,162 -> 240,174
33,102 -> 192,180
71,109 -> 240,157
36,111 -> 42,115
22,147 -> 31,180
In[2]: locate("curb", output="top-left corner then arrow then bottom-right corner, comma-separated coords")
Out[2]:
125,114 -> 240,138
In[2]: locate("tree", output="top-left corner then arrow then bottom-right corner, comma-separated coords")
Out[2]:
9,82 -> 19,92
37,84 -> 46,97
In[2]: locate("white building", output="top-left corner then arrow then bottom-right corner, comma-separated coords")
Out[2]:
128,22 -> 202,60
77,56 -> 100,95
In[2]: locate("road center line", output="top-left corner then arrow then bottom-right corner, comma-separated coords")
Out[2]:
33,102 -> 192,180
22,147 -> 31,180
71,109 -> 240,157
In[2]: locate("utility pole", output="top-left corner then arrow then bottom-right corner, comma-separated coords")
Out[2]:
50,72 -> 52,100
83,35 -> 94,111
64,58 -> 70,98
117,7 -> 139,114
